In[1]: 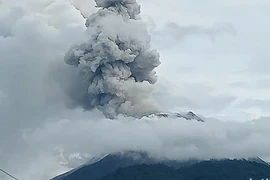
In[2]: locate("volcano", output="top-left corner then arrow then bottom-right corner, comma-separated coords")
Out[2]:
143,111 -> 204,122
52,150 -> 270,180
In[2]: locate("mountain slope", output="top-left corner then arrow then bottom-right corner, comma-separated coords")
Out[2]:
97,160 -> 270,180
52,150 -> 269,180
52,151 -> 198,180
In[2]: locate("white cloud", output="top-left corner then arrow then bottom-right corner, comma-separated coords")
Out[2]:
9,115 -> 270,179
0,1 -> 87,178
1,0 -> 270,179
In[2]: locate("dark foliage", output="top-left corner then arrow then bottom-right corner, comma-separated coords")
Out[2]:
52,151 -> 270,180
52,151 -> 198,180
97,160 -> 270,180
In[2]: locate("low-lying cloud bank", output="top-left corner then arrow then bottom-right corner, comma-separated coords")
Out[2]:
2,111 -> 270,179
27,115 -> 270,161
18,115 -> 270,179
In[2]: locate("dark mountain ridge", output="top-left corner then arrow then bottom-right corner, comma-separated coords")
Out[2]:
97,160 -> 270,180
52,151 -> 199,180
52,150 -> 269,180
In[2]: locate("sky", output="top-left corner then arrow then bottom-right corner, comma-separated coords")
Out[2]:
0,0 -> 270,179
140,0 -> 270,121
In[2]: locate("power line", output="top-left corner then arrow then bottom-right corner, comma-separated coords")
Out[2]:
0,168 -> 19,180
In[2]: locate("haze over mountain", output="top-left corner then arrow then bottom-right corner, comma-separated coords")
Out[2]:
52,151 -> 270,180
51,112 -> 268,180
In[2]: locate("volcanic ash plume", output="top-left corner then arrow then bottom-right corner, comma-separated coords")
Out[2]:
64,0 -> 161,119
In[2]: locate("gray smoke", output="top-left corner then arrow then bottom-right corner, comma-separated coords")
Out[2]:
64,0 -> 161,119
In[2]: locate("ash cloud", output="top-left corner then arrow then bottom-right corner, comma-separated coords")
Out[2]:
1,0 -> 270,180
64,0 -> 161,119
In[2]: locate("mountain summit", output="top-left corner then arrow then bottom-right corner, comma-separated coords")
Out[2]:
144,111 -> 204,122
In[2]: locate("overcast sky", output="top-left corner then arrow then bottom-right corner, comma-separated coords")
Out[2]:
139,0 -> 270,121
0,0 -> 270,179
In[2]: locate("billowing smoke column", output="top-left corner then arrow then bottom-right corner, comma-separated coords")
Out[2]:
64,0 -> 161,119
